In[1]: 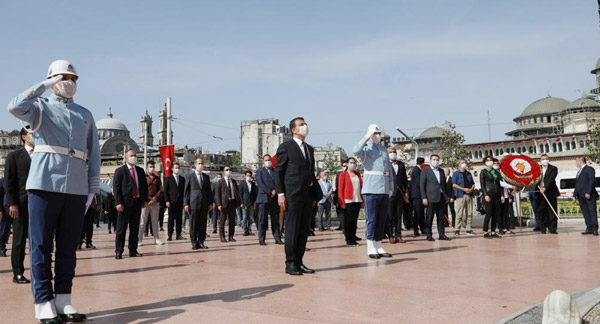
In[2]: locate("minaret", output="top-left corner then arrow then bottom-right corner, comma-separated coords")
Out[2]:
140,110 -> 154,147
157,104 -> 167,146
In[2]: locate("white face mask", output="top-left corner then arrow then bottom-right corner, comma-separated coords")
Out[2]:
371,134 -> 381,144
128,156 -> 137,165
493,165 -> 500,170
54,80 -> 77,98
460,163 -> 467,169
541,160 -> 549,166
173,168 -> 179,175
348,163 -> 356,171
297,124 -> 309,137
224,170 -> 231,177
264,161 -> 272,168
246,176 -> 251,182
148,168 -> 154,174
485,161 -> 493,168
196,164 -> 203,172
430,160 -> 439,168
388,153 -> 397,161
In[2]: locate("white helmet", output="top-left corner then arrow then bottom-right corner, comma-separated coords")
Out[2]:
367,124 -> 382,133
47,60 -> 78,80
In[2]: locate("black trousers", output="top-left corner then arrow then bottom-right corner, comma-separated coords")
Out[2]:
403,200 -> 413,230
448,202 -> 456,226
115,199 -> 142,254
537,193 -> 558,232
190,205 -> 209,245
159,207 -> 165,228
219,202 -> 237,239
386,196 -> 404,238
285,199 -> 311,267
257,201 -> 281,243
309,205 -> 317,231
167,203 -> 183,238
80,207 -> 96,244
106,211 -> 116,232
483,195 -> 501,232
11,203 -> 29,276
425,200 -> 446,238
412,198 -> 425,235
211,207 -> 218,232
580,197 -> 599,232
335,204 -> 345,230
498,200 -> 512,231
344,202 -> 360,244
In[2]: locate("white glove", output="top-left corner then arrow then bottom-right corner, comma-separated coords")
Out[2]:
85,193 -> 94,209
364,129 -> 375,139
42,75 -> 63,90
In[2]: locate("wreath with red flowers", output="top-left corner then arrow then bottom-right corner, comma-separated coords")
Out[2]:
499,154 -> 542,188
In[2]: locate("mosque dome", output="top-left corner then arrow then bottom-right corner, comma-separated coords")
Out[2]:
518,96 -> 569,118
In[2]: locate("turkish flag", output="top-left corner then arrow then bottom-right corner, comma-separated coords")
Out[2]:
159,145 -> 175,178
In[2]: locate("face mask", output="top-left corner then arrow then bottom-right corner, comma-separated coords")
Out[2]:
348,163 -> 356,171
54,80 -> 77,98
575,163 -> 581,169
485,161 -> 493,168
148,168 -> 154,174
371,134 -> 381,144
196,164 -> 203,172
128,156 -> 137,165
493,165 -> 500,170
460,163 -> 467,169
264,161 -> 272,168
298,124 -> 309,137
224,170 -> 231,177
389,153 -> 397,161
541,160 -> 549,166
173,168 -> 179,175
430,160 -> 439,168
246,176 -> 251,182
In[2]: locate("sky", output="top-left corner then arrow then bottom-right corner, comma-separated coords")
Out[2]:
1,1 -> 600,156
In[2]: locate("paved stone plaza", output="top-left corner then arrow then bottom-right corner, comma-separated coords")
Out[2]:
0,222 -> 598,323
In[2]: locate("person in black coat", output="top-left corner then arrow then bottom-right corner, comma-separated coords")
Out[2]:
184,158 -> 213,249
113,150 -> 149,259
537,154 -> 560,234
239,170 -> 258,236
215,165 -> 241,242
480,157 -> 504,238
4,128 -> 33,283
80,194 -> 99,249
255,154 -> 282,245
103,191 -> 117,234
410,157 -> 426,236
420,154 -> 451,241
275,117 -> 322,276
164,162 -> 186,241
444,168 -> 456,227
574,156 -> 599,235
387,148 -> 408,244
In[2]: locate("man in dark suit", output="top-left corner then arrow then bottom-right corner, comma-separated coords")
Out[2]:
420,154 -> 451,242
411,157 -> 426,236
444,168 -> 456,227
387,148 -> 408,244
164,162 -> 186,241
239,170 -> 258,236
80,194 -> 100,249
215,165 -> 240,242
256,154 -> 282,245
210,174 -> 222,234
184,158 -> 213,249
537,154 -> 560,234
4,127 -> 33,283
275,117 -> 322,276
574,156 -> 598,235
103,191 -> 117,234
113,150 -> 149,259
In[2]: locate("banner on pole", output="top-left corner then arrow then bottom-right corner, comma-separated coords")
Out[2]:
159,145 -> 175,178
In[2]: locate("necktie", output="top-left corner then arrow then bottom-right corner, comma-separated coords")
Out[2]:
302,142 -> 309,161
577,168 -> 582,179
130,166 -> 138,197
174,175 -> 178,186
227,179 -> 233,199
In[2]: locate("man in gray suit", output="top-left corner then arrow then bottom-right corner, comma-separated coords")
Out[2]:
184,158 -> 214,250
420,154 -> 452,242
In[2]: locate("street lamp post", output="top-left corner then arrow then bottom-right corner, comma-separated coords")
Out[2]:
397,128 -> 418,165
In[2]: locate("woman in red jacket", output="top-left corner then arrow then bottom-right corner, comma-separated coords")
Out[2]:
338,157 -> 363,246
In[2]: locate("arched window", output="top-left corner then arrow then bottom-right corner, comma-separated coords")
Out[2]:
572,141 -> 577,149
558,142 -> 563,152
528,146 -> 533,154
495,149 -> 499,156
552,143 -> 557,152
517,147 -> 522,153
545,144 -> 549,152
579,140 -> 585,148
566,142 -> 571,150
500,149 -> 504,155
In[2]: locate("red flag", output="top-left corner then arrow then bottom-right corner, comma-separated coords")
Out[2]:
555,137 -> 561,142
159,145 -> 175,178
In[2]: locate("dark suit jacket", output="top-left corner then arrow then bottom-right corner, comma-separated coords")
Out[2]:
164,174 -> 185,207
420,167 -> 448,203
274,139 -> 322,203
239,181 -> 257,206
539,164 -> 559,198
215,177 -> 240,209
256,167 -> 275,204
113,164 -> 149,208
184,172 -> 212,210
391,161 -> 408,197
411,166 -> 422,199
4,147 -> 30,207
574,165 -> 598,200
445,176 -> 455,200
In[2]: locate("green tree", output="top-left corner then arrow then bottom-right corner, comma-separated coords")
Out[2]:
585,120 -> 600,163
440,121 -> 468,169
321,143 -> 341,176
232,154 -> 241,166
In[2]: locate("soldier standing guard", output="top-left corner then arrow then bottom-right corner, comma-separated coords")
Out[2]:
8,59 -> 100,324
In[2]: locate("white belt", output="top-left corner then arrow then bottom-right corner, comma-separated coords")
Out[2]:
364,171 -> 389,176
34,145 -> 87,160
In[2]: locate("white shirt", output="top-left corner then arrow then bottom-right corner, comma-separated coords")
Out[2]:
246,181 -> 252,192
194,171 -> 203,186
293,136 -> 308,160
345,174 -> 362,203
431,167 -> 441,183
391,161 -> 398,174
25,144 -> 34,157
541,166 -> 547,187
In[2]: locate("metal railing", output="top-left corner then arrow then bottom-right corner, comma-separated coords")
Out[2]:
521,205 -> 600,219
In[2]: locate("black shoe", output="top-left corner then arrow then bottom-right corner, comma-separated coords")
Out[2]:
368,253 -> 381,259
176,235 -> 186,240
285,264 -> 302,275
13,275 -> 30,284
378,252 -> 392,258
167,237 -> 172,241
192,244 -> 199,250
355,236 -> 362,241
414,232 -> 421,237
108,230 -> 112,234
426,236 -> 435,242
346,242 -> 359,246
439,236 -> 452,241
594,232 -> 599,236
85,243 -> 95,249
58,313 -> 87,322
540,231 -> 547,234
550,231 -> 558,234
115,253 -> 123,259
229,237 -> 237,242
581,231 -> 593,235
275,239 -> 284,245
199,243 -> 208,249
0,250 -> 7,257
533,227 -> 541,232
259,241 -> 266,246
129,252 -> 143,257
212,229 -> 217,234
484,233 -> 491,239
298,264 -> 315,273
220,238 -> 228,243
160,228 -> 165,231
243,232 -> 250,236
38,316 -> 63,324
308,230 -> 315,236
491,233 -> 501,238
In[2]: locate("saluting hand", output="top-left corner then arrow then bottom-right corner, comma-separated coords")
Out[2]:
42,75 -> 63,89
